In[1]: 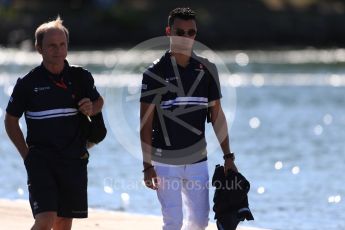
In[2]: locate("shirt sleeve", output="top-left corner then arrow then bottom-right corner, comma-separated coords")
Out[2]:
6,78 -> 28,118
140,66 -> 163,104
83,70 -> 101,101
207,63 -> 222,102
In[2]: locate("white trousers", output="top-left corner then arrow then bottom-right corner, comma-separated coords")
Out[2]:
154,161 -> 210,230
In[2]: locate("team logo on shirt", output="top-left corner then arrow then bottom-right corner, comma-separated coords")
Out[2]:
33,86 -> 51,92
165,76 -> 178,82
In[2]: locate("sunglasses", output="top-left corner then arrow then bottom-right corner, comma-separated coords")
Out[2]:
174,28 -> 197,37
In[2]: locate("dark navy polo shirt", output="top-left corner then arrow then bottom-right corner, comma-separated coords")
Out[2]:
6,60 -> 100,159
140,51 -> 222,164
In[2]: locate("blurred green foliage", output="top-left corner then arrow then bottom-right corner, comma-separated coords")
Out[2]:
1,0 -> 345,49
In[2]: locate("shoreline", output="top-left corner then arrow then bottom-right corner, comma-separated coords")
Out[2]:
0,199 -> 267,230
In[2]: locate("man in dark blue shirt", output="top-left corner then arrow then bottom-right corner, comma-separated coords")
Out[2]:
140,7 -> 238,230
4,17 -> 103,230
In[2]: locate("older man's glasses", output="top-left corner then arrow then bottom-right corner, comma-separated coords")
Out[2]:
174,28 -> 197,37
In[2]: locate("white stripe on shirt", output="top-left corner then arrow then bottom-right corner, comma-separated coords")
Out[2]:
161,97 -> 208,108
26,108 -> 78,120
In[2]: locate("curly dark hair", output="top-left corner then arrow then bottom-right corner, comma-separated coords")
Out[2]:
168,7 -> 196,27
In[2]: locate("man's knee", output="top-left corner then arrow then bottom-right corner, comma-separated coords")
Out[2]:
53,217 -> 73,230
31,221 -> 53,230
31,212 -> 56,230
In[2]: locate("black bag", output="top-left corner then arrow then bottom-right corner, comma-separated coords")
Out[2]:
71,67 -> 107,144
80,111 -> 107,144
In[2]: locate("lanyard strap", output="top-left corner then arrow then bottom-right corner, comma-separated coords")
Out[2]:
49,75 -> 68,90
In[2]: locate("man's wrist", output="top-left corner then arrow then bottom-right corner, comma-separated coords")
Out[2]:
223,152 -> 235,161
142,165 -> 154,173
143,161 -> 153,169
143,161 -> 152,166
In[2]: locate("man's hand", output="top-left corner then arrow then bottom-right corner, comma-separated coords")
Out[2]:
224,158 -> 238,174
5,113 -> 29,160
143,167 -> 158,190
78,98 -> 93,116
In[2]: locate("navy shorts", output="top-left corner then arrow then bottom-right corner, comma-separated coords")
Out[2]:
24,150 -> 88,218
